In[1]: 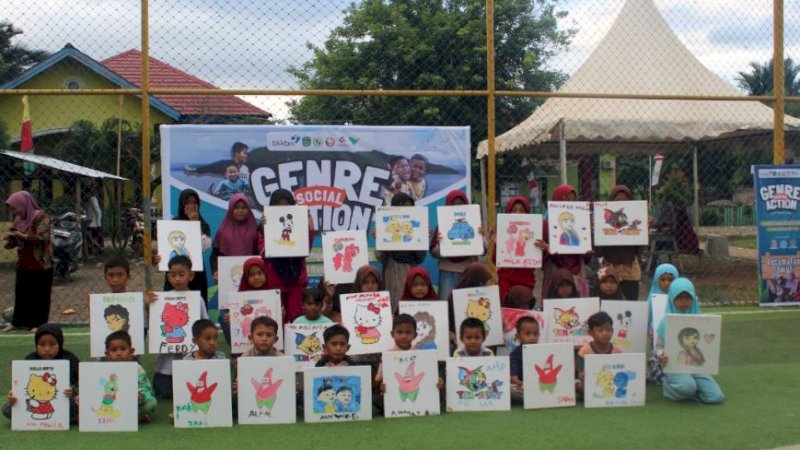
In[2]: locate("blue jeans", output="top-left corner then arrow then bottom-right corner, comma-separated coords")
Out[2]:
438,270 -> 461,301
663,373 -> 724,404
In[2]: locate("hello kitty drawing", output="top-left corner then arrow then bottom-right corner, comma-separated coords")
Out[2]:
354,303 -> 382,344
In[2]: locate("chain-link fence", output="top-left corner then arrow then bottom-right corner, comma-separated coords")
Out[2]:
0,0 -> 795,324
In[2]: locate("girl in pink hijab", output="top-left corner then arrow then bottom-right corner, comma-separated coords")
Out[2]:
3,191 -> 53,332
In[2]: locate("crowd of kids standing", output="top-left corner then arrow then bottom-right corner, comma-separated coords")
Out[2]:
2,181 -> 723,424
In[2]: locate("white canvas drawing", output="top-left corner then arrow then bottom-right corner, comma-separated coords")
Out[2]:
522,343 -> 576,409
89,292 -> 145,358
263,205 -> 310,257
157,220 -> 203,271
321,230 -> 369,284
216,256 -> 256,309
399,301 -> 450,361
375,206 -> 429,251
436,204 -> 484,257
303,366 -> 372,423
284,323 -> 331,370
584,353 -> 646,408
446,356 -> 510,412
500,308 -> 546,353
452,285 -> 504,347
546,201 -> 592,255
593,201 -> 649,246
237,356 -> 296,425
340,291 -> 394,355
229,290 -> 284,354
11,360 -> 71,431
382,350 -> 441,418
496,214 -> 543,268
543,298 -> 600,345
148,291 -> 203,354
172,359 -> 233,428
651,294 -> 669,333
601,300 -> 649,354
663,314 -> 722,375
78,362 -> 139,432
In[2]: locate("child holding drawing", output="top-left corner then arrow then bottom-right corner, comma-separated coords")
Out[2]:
494,195 -> 537,301
97,330 -> 157,422
575,312 -> 623,395
594,185 -> 645,300
509,316 -> 541,402
647,263 -> 679,383
655,278 -> 724,404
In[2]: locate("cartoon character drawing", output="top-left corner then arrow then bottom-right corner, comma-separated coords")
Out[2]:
412,311 -> 437,351
25,372 -> 58,420
557,212 -> 580,246
354,303 -> 382,344
612,310 -> 633,347
104,304 -> 130,332
92,374 -> 120,418
239,305 -> 270,341
457,366 -> 504,399
613,371 -> 636,399
229,265 -> 244,290
252,368 -> 283,410
383,216 -> 419,243
534,354 -> 563,393
336,386 -> 357,412
332,242 -> 360,273
603,208 -> 641,232
554,307 -> 581,331
167,230 -> 190,261
466,297 -> 492,333
186,371 -> 218,414
596,369 -> 615,398
161,302 -> 190,343
394,362 -> 425,402
278,214 -> 294,245
447,218 -> 475,242
316,384 -> 336,414
677,327 -> 705,366
504,223 -> 533,257
294,331 -> 322,362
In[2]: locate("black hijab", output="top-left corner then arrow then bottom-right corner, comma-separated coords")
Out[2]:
269,189 -> 305,284
174,189 -> 211,235
388,193 -> 424,264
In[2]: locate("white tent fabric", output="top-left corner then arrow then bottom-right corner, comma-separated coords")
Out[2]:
477,0 -> 800,158
1,150 -> 127,180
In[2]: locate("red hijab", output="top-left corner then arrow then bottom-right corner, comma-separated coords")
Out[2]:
552,184 -> 577,201
401,267 -> 437,300
544,184 -> 583,274
505,195 -> 531,213
6,191 -> 43,232
238,257 -> 270,291
213,194 -> 259,256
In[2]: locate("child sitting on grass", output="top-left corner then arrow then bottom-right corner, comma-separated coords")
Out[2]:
184,319 -> 225,360
453,318 -> 494,357
316,325 -> 355,367
95,330 -> 156,423
509,316 -> 541,400
3,324 -> 79,421
576,312 -> 623,394
241,316 -> 283,358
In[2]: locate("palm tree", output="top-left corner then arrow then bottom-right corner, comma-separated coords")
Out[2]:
736,57 -> 800,96
0,21 -> 48,84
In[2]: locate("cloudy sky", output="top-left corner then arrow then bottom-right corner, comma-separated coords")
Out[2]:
4,0 -> 799,120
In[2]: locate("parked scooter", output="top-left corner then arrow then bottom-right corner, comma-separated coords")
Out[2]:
51,211 -> 89,279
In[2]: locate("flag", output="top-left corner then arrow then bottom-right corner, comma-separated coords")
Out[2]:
20,95 -> 35,175
20,95 -> 33,153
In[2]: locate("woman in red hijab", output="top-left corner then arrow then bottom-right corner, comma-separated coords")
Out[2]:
3,191 -> 53,332
537,185 -> 590,300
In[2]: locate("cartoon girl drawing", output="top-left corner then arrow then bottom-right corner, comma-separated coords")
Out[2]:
676,327 -> 705,366
412,311 -> 437,351
558,212 -> 580,246
168,230 -> 190,261
104,304 -> 130,332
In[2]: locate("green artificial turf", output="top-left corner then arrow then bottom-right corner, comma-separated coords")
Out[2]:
1,309 -> 799,450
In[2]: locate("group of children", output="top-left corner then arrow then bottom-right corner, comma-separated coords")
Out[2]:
3,182 -> 725,427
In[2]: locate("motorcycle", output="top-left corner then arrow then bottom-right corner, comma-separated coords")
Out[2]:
111,206 -> 145,257
51,211 -> 89,279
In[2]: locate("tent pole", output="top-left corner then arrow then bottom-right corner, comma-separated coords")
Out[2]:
559,118 -> 567,184
693,145 -> 700,231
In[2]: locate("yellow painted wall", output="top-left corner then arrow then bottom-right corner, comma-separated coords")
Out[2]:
0,59 -> 172,135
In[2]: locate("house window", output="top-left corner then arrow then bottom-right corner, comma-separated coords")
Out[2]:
64,78 -> 82,89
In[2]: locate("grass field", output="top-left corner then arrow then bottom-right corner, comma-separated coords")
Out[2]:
1,308 -> 799,450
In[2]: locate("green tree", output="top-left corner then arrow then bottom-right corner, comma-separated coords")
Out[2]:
288,0 -> 573,148
0,21 -> 48,84
736,57 -> 800,117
